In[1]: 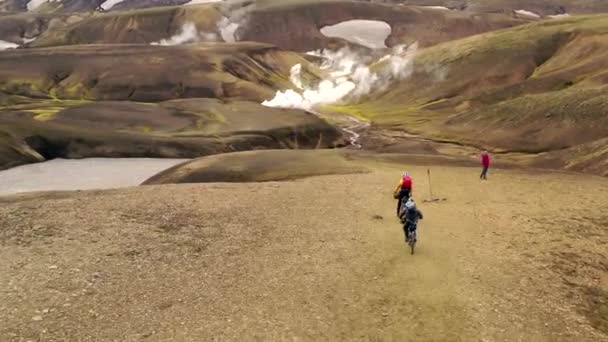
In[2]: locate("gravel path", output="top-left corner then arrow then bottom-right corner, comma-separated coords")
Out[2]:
0,163 -> 606,341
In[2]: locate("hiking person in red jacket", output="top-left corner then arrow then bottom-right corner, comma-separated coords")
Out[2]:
393,171 -> 413,217
480,151 -> 490,180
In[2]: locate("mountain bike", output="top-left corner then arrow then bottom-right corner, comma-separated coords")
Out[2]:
403,222 -> 418,254
405,223 -> 418,255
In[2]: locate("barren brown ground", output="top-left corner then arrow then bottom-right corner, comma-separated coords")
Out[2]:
0,163 -> 607,341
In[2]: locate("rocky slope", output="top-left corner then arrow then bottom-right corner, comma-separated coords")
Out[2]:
0,39 -> 348,169
328,14 -> 608,176
1,0 -> 607,176
240,0 -> 528,51
0,97 -> 345,170
380,0 -> 608,16
0,0 -> 196,13
0,1 -> 528,51
0,42 -> 308,101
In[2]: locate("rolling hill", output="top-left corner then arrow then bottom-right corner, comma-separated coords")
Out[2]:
327,14 -> 608,175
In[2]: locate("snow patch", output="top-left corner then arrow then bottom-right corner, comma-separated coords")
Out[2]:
320,20 -> 391,50
99,0 -> 126,11
515,9 -> 541,18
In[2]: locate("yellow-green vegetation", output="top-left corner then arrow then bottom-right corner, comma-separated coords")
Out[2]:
0,43 -> 316,103
134,126 -> 153,134
321,104 -> 371,123
403,0 -> 608,16
530,137 -> 608,177
30,108 -> 63,121
0,37 -> 332,168
327,14 -> 608,174
31,5 -> 222,47
356,14 -> 608,111
159,98 -> 337,138
239,0 -> 527,52
0,99 -> 89,115
0,97 -> 344,170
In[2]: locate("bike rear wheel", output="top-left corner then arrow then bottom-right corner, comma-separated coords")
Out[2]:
408,230 -> 416,255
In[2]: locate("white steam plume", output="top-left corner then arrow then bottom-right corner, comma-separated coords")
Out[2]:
0,40 -> 19,50
263,43 -> 418,110
217,0 -> 256,43
151,0 -> 256,46
150,22 -> 218,46
289,64 -> 304,89
218,17 -> 239,43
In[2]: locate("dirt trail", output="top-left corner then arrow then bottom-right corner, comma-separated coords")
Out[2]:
0,163 -> 607,341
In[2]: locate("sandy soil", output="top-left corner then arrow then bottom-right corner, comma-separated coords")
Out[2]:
0,163 -> 606,341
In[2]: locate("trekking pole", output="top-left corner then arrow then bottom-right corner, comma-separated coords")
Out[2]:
427,168 -> 434,200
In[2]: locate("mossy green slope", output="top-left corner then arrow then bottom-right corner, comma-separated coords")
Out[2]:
0,42 -> 312,102
30,5 -> 220,47
240,0 -> 527,51
0,98 -> 345,170
328,14 -> 608,175
142,149 -> 368,184
397,0 -> 608,16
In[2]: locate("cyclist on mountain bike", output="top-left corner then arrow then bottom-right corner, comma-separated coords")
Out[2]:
394,171 -> 413,217
400,198 -> 423,242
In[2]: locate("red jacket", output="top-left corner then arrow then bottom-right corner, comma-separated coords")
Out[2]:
400,175 -> 413,190
481,153 -> 490,167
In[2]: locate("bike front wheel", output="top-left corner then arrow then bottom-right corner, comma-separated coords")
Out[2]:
408,230 -> 417,255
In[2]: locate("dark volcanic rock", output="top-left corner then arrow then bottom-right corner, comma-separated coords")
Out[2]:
0,42 -> 306,102
0,98 -> 346,170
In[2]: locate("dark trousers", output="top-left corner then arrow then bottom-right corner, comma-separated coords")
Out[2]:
403,221 -> 417,241
480,166 -> 489,179
396,189 -> 411,216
